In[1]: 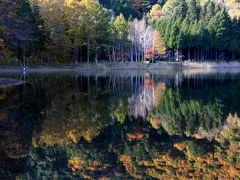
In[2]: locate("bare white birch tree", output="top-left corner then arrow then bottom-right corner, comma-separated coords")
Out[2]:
128,19 -> 156,62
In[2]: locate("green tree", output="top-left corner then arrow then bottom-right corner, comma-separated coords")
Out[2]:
181,18 -> 192,59
215,10 -> 231,52
162,0 -> 187,20
114,13 -> 129,61
99,0 -> 132,18
230,17 -> 240,58
76,0 -> 110,63
29,0 -> 46,62
206,1 -> 215,22
186,0 -> 199,22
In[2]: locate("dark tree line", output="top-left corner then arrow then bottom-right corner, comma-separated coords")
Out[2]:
0,0 -> 46,65
153,0 -> 240,61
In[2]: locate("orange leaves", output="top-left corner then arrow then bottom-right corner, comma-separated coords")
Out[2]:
69,157 -> 110,177
119,155 -> 135,172
154,31 -> 166,55
144,49 -> 154,59
69,157 -> 87,171
145,49 -> 153,59
145,49 -> 153,53
126,132 -> 144,140
229,144 -> 240,153
154,82 -> 166,105
228,165 -> 240,178
117,141 -> 240,179
144,32 -> 166,60
174,141 -> 187,151
145,78 -> 154,88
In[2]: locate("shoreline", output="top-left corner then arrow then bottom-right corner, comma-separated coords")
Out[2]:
1,61 -> 240,73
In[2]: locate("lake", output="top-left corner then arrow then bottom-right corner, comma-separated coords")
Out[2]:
0,70 -> 240,179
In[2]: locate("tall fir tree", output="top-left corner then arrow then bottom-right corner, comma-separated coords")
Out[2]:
169,22 -> 180,49
206,1 -> 215,22
215,10 -> 231,51
230,17 -> 240,58
162,0 -> 187,20
186,0 -> 199,22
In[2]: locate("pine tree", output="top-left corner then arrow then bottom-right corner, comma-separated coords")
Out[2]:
198,20 -> 210,52
164,20 -> 173,48
214,3 -> 221,13
215,10 -> 231,52
230,17 -> 240,58
169,22 -> 180,49
207,13 -> 218,52
14,0 -> 46,63
176,31 -> 184,50
200,1 -> 207,22
206,1 -> 215,22
181,18 -> 192,59
99,0 -> 132,18
186,0 -> 199,22
162,0 -> 187,20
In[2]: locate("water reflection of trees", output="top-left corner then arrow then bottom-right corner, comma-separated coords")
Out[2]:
150,76 -> 240,137
0,74 -> 240,179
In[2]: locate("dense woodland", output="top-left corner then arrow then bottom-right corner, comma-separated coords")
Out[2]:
1,0 -> 240,64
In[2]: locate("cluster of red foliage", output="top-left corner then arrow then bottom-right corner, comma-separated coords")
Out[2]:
145,49 -> 153,59
145,78 -> 154,88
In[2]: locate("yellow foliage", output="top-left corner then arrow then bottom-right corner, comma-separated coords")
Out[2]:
226,113 -> 240,125
0,113 -> 5,121
150,4 -> 161,16
69,156 -> 110,177
114,100 -> 128,124
149,117 -> 162,129
174,141 -> 187,151
154,82 -> 166,105
154,31 -> 166,55
221,113 -> 240,140
0,38 -> 4,49
69,157 -> 87,167
221,128 -> 239,140
66,120 -> 105,143
64,0 -> 79,7
150,4 -> 164,21
119,155 -> 136,173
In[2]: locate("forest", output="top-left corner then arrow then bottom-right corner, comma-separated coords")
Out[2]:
1,0 -> 240,64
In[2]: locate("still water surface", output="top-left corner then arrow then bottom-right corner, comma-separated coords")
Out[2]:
0,70 -> 240,179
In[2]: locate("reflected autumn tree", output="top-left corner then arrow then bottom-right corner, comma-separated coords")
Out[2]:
0,85 -> 47,158
1,73 -> 240,179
